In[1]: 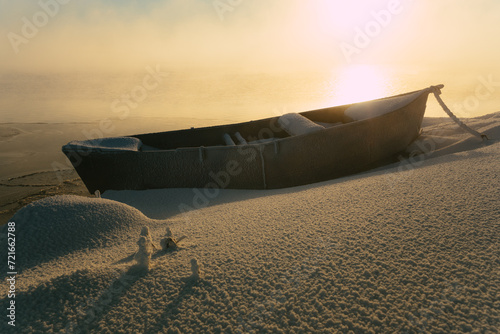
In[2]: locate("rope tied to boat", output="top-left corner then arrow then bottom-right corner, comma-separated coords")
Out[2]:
429,85 -> 488,141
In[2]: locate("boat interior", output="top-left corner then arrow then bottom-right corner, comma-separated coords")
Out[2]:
135,104 -> 352,151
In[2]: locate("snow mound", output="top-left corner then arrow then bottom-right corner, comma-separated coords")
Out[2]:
3,195 -> 150,271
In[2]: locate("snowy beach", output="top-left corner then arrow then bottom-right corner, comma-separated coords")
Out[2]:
3,0 -> 500,332
0,113 -> 498,333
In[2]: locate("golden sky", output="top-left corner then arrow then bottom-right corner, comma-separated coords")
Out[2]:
1,0 -> 499,72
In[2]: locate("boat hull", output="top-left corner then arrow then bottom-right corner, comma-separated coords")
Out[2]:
63,89 -> 431,193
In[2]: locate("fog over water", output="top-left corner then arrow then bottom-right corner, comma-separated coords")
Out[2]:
1,0 -> 499,125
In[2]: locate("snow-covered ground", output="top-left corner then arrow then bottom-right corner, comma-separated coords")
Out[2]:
1,113 -> 499,333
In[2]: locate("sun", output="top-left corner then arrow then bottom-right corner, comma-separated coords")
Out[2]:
330,64 -> 390,105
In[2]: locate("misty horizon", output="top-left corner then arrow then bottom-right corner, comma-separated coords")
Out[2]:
1,0 -> 499,73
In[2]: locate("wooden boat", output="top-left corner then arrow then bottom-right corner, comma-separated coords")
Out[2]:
63,85 -> 442,193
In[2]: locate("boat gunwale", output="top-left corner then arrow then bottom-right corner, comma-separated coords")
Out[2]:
62,86 -> 433,155
135,86 -> 431,139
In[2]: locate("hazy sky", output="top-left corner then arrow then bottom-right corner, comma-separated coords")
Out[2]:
1,0 -> 499,72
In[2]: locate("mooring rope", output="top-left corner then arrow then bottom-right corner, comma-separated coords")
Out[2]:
429,85 -> 488,140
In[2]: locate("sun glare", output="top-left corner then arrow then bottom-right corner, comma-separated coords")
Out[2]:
329,64 -> 390,106
310,0 -> 394,35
